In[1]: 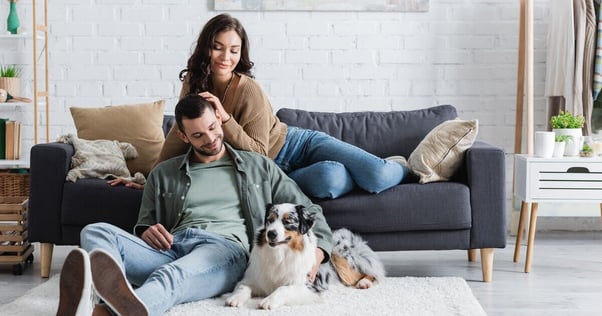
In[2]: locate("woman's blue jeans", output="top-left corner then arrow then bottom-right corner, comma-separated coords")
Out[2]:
80,223 -> 248,316
274,126 -> 408,199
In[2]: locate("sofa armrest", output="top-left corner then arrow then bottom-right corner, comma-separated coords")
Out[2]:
464,141 -> 507,249
29,142 -> 74,244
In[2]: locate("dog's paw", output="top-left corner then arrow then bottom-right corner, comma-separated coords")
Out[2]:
356,277 -> 374,289
258,295 -> 284,310
225,285 -> 252,307
225,292 -> 247,307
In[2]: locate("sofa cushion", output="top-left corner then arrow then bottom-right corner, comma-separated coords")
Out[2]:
61,179 -> 142,232
70,100 -> 166,176
314,182 -> 472,234
408,119 -> 478,183
276,105 -> 458,158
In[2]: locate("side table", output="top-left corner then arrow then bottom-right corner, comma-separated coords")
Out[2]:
513,154 -> 602,272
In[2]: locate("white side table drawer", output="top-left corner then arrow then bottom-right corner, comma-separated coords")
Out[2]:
529,162 -> 602,200
515,155 -> 602,202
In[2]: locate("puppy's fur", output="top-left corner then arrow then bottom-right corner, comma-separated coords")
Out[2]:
225,203 -> 322,310
313,228 -> 386,291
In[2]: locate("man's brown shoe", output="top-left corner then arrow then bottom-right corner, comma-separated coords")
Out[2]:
57,248 -> 94,316
89,249 -> 148,316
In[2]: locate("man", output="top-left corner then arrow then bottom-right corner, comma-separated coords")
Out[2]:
57,94 -> 333,316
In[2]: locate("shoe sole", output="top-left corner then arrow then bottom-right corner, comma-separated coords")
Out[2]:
57,249 -> 91,316
90,250 -> 148,316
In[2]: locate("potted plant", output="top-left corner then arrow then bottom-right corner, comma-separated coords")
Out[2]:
550,111 -> 585,156
580,143 -> 594,157
0,64 -> 21,100
550,111 -> 585,129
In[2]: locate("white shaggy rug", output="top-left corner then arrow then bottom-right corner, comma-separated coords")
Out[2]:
0,275 -> 486,316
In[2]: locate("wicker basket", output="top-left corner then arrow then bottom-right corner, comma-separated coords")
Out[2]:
0,173 -> 30,197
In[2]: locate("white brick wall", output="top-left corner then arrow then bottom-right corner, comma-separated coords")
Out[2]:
2,1 -> 556,212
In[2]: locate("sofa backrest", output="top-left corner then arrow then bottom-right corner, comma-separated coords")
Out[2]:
276,104 -> 458,158
163,115 -> 175,136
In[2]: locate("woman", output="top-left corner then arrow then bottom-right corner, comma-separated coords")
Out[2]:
155,14 -> 408,199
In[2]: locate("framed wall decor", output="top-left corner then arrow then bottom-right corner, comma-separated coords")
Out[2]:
214,0 -> 429,12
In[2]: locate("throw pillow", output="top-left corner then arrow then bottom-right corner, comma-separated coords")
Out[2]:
58,134 -> 146,184
408,119 -> 478,184
70,100 -> 165,176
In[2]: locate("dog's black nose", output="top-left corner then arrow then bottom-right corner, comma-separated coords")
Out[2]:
267,230 -> 277,240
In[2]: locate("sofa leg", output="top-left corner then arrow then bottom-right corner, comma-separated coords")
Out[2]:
467,249 -> 477,262
480,248 -> 494,282
40,243 -> 54,278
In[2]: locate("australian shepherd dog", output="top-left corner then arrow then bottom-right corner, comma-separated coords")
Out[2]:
225,203 -> 385,310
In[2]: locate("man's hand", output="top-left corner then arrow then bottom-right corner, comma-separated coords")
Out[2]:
308,248 -> 325,283
107,178 -> 144,190
141,224 -> 174,251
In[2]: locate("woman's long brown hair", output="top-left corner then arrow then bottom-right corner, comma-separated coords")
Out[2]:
180,14 -> 254,94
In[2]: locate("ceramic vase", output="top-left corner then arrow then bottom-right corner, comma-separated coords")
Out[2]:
7,0 -> 20,35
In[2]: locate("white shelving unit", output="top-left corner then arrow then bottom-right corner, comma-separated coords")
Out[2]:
0,160 -> 29,169
0,0 -> 49,168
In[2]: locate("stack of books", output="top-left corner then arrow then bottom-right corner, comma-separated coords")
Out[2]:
0,118 -> 22,160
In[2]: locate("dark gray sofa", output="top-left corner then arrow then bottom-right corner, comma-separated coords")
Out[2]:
276,104 -> 506,282
29,104 -> 506,282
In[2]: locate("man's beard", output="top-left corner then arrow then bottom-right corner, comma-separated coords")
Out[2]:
192,135 -> 224,157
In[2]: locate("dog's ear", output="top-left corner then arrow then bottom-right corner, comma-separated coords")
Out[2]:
296,205 -> 316,234
264,203 -> 275,223
266,203 -> 274,212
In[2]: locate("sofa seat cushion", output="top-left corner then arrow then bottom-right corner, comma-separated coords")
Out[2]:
61,179 -> 142,231
315,182 -> 471,234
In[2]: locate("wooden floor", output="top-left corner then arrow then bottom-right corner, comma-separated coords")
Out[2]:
1,231 -> 601,315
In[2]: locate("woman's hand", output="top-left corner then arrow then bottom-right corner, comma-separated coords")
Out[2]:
141,224 -> 174,251
199,91 -> 231,122
107,178 -> 144,190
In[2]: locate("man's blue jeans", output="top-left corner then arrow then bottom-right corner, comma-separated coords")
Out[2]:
80,223 -> 247,316
274,126 -> 408,199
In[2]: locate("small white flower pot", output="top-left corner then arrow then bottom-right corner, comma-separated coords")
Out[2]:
552,141 -> 565,158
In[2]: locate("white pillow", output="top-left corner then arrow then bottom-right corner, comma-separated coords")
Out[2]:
408,119 -> 478,183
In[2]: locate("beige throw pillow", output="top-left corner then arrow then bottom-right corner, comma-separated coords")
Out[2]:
408,119 -> 478,184
70,100 -> 165,176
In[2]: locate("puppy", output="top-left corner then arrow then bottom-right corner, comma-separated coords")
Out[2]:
225,203 -> 322,310
312,228 -> 386,291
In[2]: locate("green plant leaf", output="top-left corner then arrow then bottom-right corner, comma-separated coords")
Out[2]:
554,134 -> 573,142
550,111 -> 585,129
0,64 -> 21,78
